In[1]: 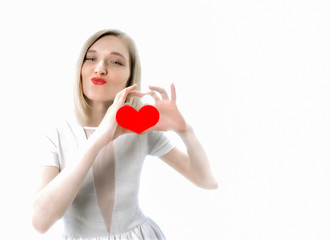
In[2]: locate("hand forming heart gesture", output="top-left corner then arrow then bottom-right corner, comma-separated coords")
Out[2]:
130,83 -> 188,134
93,83 -> 187,146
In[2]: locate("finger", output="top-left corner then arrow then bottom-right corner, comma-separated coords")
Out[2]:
120,84 -> 137,95
127,90 -> 144,98
124,84 -> 137,96
148,86 -> 169,101
170,83 -> 176,103
143,91 -> 161,102
116,84 -> 137,103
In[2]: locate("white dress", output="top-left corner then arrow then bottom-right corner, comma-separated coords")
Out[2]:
40,117 -> 174,239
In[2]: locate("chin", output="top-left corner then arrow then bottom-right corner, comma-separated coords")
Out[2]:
84,94 -> 114,104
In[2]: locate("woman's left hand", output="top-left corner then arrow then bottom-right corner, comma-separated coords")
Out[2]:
132,84 -> 188,133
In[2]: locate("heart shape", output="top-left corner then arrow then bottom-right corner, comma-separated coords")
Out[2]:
116,105 -> 159,134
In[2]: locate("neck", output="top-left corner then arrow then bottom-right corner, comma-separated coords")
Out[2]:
85,99 -> 113,127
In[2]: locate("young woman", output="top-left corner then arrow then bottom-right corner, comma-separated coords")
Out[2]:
32,29 -> 218,239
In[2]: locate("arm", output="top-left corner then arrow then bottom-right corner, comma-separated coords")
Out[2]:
160,125 -> 218,189
136,84 -> 218,189
32,138 -> 104,233
32,85 -> 137,234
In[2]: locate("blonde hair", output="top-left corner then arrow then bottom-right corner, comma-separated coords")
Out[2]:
73,29 -> 141,126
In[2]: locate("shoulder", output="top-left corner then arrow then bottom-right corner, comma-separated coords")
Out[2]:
145,131 -> 175,157
42,114 -> 80,142
145,131 -> 166,141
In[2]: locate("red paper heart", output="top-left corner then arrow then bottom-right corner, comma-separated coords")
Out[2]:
116,105 -> 159,134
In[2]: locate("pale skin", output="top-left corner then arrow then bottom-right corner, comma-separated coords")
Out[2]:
32,35 -> 218,234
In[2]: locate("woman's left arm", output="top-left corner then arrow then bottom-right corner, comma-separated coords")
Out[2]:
135,84 -> 218,189
160,125 -> 218,189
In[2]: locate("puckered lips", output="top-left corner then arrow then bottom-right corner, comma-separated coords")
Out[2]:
91,77 -> 107,85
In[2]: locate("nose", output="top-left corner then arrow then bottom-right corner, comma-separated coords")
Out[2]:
94,60 -> 107,75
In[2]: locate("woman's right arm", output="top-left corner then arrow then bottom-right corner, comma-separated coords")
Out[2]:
32,85 -> 137,234
32,136 -> 104,234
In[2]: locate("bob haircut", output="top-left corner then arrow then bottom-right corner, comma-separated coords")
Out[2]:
73,29 -> 141,126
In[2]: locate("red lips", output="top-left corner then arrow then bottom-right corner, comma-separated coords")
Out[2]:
91,77 -> 107,85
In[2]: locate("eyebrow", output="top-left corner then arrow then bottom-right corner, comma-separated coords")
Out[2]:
87,49 -> 127,61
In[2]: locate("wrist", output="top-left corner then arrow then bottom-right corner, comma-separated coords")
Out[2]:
175,123 -> 193,137
88,131 -> 111,149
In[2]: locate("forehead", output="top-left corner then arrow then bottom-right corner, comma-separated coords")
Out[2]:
88,35 -> 129,59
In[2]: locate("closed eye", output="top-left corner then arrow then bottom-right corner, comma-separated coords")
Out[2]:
111,60 -> 123,66
85,57 -> 96,61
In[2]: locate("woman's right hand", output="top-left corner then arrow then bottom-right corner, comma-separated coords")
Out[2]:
91,84 -> 137,146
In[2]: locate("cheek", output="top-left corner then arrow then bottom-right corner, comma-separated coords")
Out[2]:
81,65 -> 94,91
110,69 -> 130,85
81,68 -> 91,94
81,64 -> 89,81
123,68 -> 131,84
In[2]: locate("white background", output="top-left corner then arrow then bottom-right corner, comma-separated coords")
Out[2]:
0,0 -> 329,239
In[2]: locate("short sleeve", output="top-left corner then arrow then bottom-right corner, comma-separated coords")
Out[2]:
147,131 -> 175,157
38,129 -> 60,168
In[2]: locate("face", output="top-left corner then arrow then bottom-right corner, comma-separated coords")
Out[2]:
81,35 -> 130,104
